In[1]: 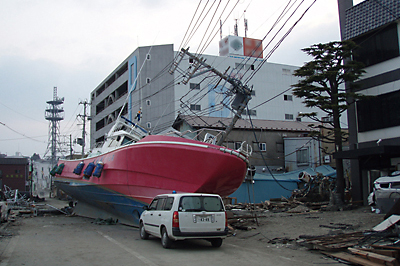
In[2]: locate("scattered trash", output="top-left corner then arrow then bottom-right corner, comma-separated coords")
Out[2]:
93,218 -> 118,225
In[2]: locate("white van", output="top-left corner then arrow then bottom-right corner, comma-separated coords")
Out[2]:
139,193 -> 228,248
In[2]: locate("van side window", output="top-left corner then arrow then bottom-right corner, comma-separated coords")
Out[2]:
148,199 -> 158,210
156,198 -> 166,210
164,197 -> 174,210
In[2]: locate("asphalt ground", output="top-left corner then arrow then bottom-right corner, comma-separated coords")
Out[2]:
0,198 -> 347,266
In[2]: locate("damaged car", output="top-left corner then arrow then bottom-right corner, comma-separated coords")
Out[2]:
369,171 -> 400,213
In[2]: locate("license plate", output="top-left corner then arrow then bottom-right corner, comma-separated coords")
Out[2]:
197,215 -> 210,222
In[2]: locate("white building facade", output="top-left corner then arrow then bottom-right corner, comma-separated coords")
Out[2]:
90,42 -> 327,149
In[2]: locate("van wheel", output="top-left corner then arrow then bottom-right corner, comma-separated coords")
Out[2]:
139,222 -> 149,240
161,227 -> 172,249
210,238 -> 223,247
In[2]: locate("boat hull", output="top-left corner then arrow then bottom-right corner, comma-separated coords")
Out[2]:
55,135 -> 247,226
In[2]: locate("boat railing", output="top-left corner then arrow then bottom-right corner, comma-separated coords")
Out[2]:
165,128 -> 226,145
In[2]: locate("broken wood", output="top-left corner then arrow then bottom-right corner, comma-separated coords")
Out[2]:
373,215 -> 400,232
303,231 -> 366,251
348,248 -> 400,266
358,248 -> 399,260
322,251 -> 383,266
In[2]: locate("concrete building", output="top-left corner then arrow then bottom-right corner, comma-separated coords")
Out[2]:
173,115 -> 322,173
0,155 -> 30,192
90,40 -> 329,150
335,0 -> 400,203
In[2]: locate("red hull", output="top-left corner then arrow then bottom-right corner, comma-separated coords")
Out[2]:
57,135 -> 247,204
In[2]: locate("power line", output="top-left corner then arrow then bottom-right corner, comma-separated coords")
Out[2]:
0,121 -> 46,143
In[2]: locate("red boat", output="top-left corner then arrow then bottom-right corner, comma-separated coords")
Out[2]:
54,116 -> 249,226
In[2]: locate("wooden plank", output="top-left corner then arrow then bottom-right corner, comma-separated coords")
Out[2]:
305,232 -> 365,251
373,215 -> 400,232
359,248 -> 399,259
348,248 -> 400,266
371,245 -> 400,251
322,251 -> 383,266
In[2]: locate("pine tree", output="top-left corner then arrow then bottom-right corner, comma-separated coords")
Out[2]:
292,40 -> 365,203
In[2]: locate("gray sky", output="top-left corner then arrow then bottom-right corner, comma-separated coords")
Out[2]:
0,0 -> 363,157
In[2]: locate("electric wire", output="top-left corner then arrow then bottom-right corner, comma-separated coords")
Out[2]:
0,121 -> 47,143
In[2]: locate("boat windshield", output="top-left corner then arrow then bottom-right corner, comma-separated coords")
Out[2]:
121,136 -> 134,146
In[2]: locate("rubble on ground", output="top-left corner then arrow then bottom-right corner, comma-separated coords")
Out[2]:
224,194 -> 400,266
0,186 -> 70,224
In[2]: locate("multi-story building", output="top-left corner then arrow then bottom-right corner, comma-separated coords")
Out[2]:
0,154 -> 30,192
335,0 -> 400,203
90,38 -> 329,151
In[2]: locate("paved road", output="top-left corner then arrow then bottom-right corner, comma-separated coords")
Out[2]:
0,214 -> 338,266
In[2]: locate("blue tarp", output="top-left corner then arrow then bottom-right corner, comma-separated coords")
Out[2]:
229,165 -> 336,204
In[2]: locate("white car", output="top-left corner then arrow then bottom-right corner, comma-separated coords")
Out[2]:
139,193 -> 228,248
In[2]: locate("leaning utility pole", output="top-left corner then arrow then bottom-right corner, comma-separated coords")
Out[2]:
169,48 -> 252,146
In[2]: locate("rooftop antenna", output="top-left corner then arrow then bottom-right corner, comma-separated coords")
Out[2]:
244,11 -> 248,37
44,87 -> 64,167
220,19 -> 223,40
234,19 -> 238,36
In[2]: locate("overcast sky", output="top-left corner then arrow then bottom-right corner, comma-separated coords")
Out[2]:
0,0 -> 363,157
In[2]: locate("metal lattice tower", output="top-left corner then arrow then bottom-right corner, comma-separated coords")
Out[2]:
44,87 -> 64,166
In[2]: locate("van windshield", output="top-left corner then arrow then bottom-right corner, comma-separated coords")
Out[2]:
179,196 -> 223,212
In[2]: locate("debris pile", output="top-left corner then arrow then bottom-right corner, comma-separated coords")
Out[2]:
0,186 -> 70,223
291,171 -> 335,202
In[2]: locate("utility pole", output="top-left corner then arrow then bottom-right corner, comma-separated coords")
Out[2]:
69,134 -> 73,158
169,48 -> 252,146
77,100 -> 90,158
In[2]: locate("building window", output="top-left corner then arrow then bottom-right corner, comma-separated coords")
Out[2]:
296,148 -> 309,166
357,90 -> 400,132
282,68 -> 291,75
146,78 -> 151,84
190,83 -> 200,90
235,142 -> 242,150
130,63 -> 135,85
190,104 -> 201,111
353,23 -> 399,67
96,119 -> 105,131
276,143 -> 283,153
284,94 -> 293,101
243,109 -> 257,116
285,114 -> 294,120
259,143 -> 266,151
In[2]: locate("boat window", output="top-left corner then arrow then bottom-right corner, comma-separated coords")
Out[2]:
121,136 -> 134,145
163,197 -> 174,211
148,199 -> 158,210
